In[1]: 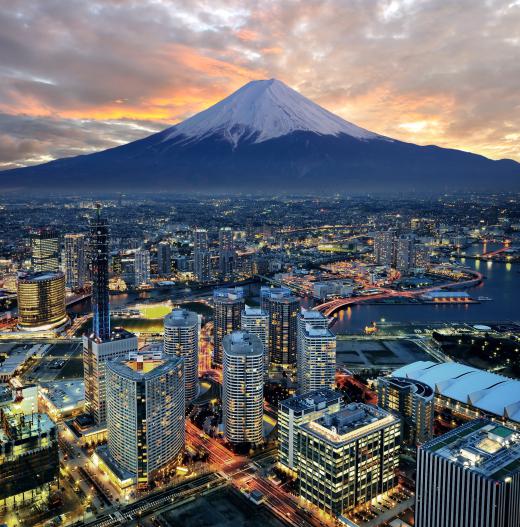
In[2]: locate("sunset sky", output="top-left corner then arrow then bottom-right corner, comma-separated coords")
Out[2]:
1,0 -> 519,170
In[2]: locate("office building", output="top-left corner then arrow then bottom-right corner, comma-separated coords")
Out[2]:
157,241 -> 172,275
414,244 -> 431,268
164,308 -> 199,403
83,329 -> 138,425
218,227 -> 235,278
373,230 -> 396,267
30,227 -> 59,272
278,389 -> 342,473
298,325 -> 336,394
17,271 -> 68,331
222,331 -> 264,445
416,420 -> 520,527
391,361 -> 520,428
241,306 -> 269,375
193,228 -> 211,282
64,233 -> 87,290
213,287 -> 245,364
297,403 -> 401,516
134,249 -> 150,286
105,356 -> 185,490
262,287 -> 299,367
377,376 -> 434,445
0,405 -> 59,509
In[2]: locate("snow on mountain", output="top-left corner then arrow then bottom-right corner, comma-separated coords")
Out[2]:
162,79 -> 384,146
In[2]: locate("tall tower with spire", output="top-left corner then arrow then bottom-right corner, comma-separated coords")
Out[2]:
90,204 -> 110,341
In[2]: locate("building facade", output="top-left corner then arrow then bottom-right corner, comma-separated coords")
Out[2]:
415,420 -> 520,527
157,241 -> 172,275
213,287 -> 245,365
64,233 -> 87,290
134,249 -> 150,286
164,308 -> 199,403
222,331 -> 264,445
241,307 -> 269,375
193,228 -> 211,282
30,227 -> 60,272
377,376 -> 434,445
218,227 -> 235,278
106,356 -> 185,489
297,403 -> 401,516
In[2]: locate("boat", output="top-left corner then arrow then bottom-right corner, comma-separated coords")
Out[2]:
477,296 -> 493,301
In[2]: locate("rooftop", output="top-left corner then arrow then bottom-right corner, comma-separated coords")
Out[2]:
243,306 -> 267,317
40,380 -> 85,410
280,388 -> 342,413
214,287 -> 245,300
164,308 -> 198,327
304,326 -> 335,338
303,403 -> 398,445
18,271 -> 64,282
107,355 -> 182,381
391,361 -> 520,424
423,419 -> 520,481
379,376 -> 434,399
223,330 -> 264,357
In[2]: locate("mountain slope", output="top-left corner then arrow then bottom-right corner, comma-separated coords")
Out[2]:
2,79 -> 519,192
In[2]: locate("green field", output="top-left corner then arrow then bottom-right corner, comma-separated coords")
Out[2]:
139,304 -> 173,319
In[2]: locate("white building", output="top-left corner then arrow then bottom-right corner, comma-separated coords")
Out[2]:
163,308 -> 200,403
106,356 -> 185,490
241,306 -> 269,375
222,331 -> 264,445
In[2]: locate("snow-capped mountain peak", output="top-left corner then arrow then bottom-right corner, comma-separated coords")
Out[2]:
162,79 -> 382,146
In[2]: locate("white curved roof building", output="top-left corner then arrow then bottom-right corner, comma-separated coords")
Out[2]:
391,361 -> 520,425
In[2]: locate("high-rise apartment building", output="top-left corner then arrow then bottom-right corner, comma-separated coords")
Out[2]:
193,228 -> 211,282
262,287 -> 299,367
164,308 -> 199,403
17,271 -> 68,331
134,249 -> 150,286
377,376 -> 434,445
297,403 -> 401,516
218,227 -> 235,278
213,287 -> 245,364
106,356 -> 185,490
416,420 -> 520,527
64,233 -> 87,290
30,227 -> 59,272
241,306 -> 269,375
395,236 -> 416,272
278,389 -> 342,473
222,331 -> 264,445
157,241 -> 172,275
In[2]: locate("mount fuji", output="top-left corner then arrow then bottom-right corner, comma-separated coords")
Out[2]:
2,79 -> 519,192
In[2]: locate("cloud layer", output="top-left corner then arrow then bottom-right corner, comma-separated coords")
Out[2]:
1,0 -> 519,169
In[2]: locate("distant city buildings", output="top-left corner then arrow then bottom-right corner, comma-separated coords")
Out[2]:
164,308 -> 200,403
416,420 -> 520,527
297,403 -> 401,516
30,227 -> 59,272
219,227 -> 235,278
134,248 -> 150,286
213,287 -> 245,365
374,230 -> 396,267
64,233 -> 87,290
104,356 -> 185,490
16,271 -> 68,331
377,376 -> 434,445
193,228 -> 211,282
222,331 -> 264,445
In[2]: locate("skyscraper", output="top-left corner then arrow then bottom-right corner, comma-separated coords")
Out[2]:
83,206 -> 138,425
377,376 -> 434,445
193,228 -> 211,282
262,287 -> 299,367
222,331 -> 264,445
415,420 -> 520,527
90,205 -> 110,341
241,306 -> 269,375
134,248 -> 150,286
373,230 -> 396,267
218,227 -> 235,278
30,227 -> 59,272
164,308 -> 199,403
213,287 -> 245,365
64,233 -> 87,290
17,271 -> 68,331
106,356 -> 185,490
157,241 -> 172,275
395,236 -> 415,272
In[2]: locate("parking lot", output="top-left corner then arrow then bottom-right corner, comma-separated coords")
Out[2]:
23,340 -> 83,382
